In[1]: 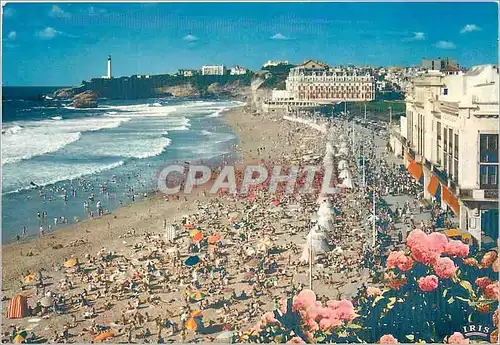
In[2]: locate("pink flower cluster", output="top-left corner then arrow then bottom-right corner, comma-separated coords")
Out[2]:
386,251 -> 414,271
444,239 -> 470,258
481,251 -> 498,267
433,257 -> 458,279
252,311 -> 280,333
475,277 -> 493,290
406,230 -> 450,265
418,275 -> 439,292
447,332 -> 469,344
379,334 -> 398,344
291,289 -> 358,331
484,282 -> 499,300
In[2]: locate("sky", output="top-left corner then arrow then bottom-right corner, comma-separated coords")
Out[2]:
2,2 -> 498,86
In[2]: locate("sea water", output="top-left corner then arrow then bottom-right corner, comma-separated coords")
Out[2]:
2,87 -> 244,243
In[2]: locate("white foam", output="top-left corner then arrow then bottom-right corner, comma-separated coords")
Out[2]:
51,116 -> 63,120
2,125 -> 23,135
3,160 -> 125,194
201,130 -> 213,136
2,117 -> 131,165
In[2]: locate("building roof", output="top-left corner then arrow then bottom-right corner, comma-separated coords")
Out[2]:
298,59 -> 329,69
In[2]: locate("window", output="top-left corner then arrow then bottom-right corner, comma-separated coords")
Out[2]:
443,128 -> 448,172
443,88 -> 448,95
436,122 -> 442,165
479,134 -> 499,189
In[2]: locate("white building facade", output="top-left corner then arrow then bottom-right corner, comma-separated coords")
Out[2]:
285,60 -> 375,103
230,66 -> 247,75
405,65 -> 499,247
201,65 -> 226,76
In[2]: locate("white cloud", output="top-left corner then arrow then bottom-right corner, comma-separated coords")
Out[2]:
7,31 -> 16,40
270,33 -> 290,40
460,24 -> 481,33
435,41 -> 456,49
182,34 -> 198,41
49,5 -> 71,19
412,32 -> 425,40
36,27 -> 58,39
3,7 -> 15,17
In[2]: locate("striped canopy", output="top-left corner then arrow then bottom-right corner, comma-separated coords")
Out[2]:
8,295 -> 29,319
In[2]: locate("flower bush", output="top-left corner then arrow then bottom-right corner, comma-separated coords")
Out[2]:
236,230 -> 498,343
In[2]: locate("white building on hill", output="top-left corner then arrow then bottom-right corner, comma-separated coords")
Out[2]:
201,65 -> 226,76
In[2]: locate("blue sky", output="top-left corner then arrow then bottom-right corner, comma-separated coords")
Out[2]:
2,2 -> 498,86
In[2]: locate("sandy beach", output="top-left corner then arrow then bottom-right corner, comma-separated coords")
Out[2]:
2,86 -> 371,342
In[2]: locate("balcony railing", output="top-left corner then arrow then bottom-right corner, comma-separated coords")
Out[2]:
484,189 -> 499,199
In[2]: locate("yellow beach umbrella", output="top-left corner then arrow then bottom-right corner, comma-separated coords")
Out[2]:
190,229 -> 201,237
13,334 -> 25,344
24,273 -> 35,283
63,258 -> 78,268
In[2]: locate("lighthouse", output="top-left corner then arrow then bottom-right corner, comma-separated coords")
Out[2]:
107,55 -> 112,79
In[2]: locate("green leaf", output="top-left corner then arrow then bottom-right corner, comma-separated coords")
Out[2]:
468,313 -> 473,323
456,296 -> 470,303
347,323 -> 363,329
372,295 -> 384,307
406,335 -> 415,341
447,297 -> 455,304
443,289 -> 448,297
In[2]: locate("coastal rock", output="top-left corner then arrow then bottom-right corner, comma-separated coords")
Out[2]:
154,84 -> 199,98
207,82 -> 221,93
71,91 -> 98,108
53,88 -> 77,100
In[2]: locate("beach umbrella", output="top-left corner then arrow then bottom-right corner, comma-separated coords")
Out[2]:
93,330 -> 114,343
184,224 -> 195,229
271,200 -> 280,206
12,334 -> 26,344
24,273 -> 35,284
39,296 -> 53,308
63,258 -> 78,268
341,177 -> 354,189
192,232 -> 203,242
190,229 -> 201,237
208,234 -> 221,244
222,288 -> 235,299
188,290 -> 208,301
184,256 -> 200,266
257,238 -> 273,252
185,317 -> 198,330
338,160 -> 349,170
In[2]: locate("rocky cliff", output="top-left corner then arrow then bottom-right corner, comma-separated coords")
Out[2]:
53,73 -> 253,101
71,91 -> 98,108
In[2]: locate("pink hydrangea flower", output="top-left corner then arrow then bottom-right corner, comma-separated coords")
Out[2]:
397,255 -> 414,271
447,332 -> 469,344
418,275 -> 439,292
444,239 -> 470,258
481,251 -> 498,267
293,289 -> 317,311
406,229 -> 426,248
485,282 -> 499,300
427,232 -> 448,252
379,334 -> 398,344
411,243 -> 440,265
261,311 -> 279,324
387,251 -> 406,269
475,277 -> 493,290
433,257 -> 458,279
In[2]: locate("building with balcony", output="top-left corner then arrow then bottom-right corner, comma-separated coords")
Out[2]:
177,69 -> 199,77
421,57 -> 459,71
285,59 -> 375,103
201,65 -> 226,76
230,66 -> 247,75
404,64 -> 499,247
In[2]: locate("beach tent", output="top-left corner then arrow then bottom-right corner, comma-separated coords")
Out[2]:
325,142 -> 337,155
164,225 -> 177,242
339,169 -> 352,180
184,256 -> 200,266
338,160 -> 349,170
257,238 -> 273,252
323,153 -> 335,167
300,225 -> 331,263
340,177 -> 354,189
8,295 -> 29,319
192,232 -> 203,242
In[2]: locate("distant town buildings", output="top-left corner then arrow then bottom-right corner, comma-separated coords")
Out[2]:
177,69 -> 200,77
394,64 -> 498,247
263,60 -> 290,68
284,59 -> 375,102
230,65 -> 247,75
201,65 -> 226,76
421,57 -> 459,71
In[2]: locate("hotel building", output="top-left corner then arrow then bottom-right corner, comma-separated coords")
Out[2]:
284,60 -> 375,103
201,65 -> 226,76
400,65 -> 498,247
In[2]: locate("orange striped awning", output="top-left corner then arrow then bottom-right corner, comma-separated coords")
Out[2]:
7,295 -> 29,319
407,160 -> 423,181
427,175 -> 440,196
442,185 -> 460,217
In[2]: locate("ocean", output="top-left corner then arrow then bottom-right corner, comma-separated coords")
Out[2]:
2,86 -> 244,243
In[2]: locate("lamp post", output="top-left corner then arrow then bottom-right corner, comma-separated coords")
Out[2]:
372,189 -> 377,247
